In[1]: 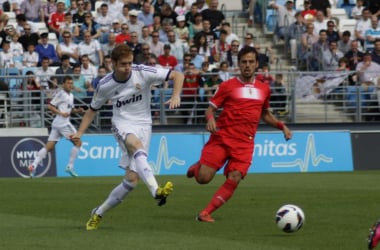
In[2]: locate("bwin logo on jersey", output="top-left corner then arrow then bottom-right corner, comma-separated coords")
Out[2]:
116,94 -> 143,107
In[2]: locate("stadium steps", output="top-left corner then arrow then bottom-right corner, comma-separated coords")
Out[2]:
293,101 -> 353,123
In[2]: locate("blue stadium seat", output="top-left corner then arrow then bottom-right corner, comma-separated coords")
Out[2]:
22,67 -> 37,75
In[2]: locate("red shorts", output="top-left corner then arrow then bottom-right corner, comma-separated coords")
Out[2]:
199,133 -> 254,177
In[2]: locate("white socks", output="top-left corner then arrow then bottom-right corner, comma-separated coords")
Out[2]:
32,147 -> 47,169
67,146 -> 80,169
96,179 -> 136,216
134,149 -> 159,197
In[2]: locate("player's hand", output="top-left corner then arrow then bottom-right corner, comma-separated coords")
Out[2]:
61,112 -> 70,117
206,118 -> 217,133
165,95 -> 181,109
70,133 -> 81,140
283,125 -> 292,141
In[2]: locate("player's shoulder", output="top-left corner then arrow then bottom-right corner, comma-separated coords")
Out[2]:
97,72 -> 115,89
132,64 -> 160,74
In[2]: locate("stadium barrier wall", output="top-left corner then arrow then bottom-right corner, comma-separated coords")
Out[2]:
0,128 -> 57,178
53,131 -> 353,177
351,132 -> 380,171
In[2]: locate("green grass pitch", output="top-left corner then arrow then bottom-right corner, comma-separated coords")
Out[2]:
1,171 -> 379,250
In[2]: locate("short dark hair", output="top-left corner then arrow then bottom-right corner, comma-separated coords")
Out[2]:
238,46 -> 258,62
63,75 -> 73,83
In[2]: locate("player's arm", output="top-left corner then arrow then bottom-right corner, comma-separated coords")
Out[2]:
165,70 -> 184,109
75,108 -> 97,137
47,103 -> 70,117
261,109 -> 292,140
205,105 -> 217,133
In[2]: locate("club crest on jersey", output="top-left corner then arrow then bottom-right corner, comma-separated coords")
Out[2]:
135,83 -> 141,90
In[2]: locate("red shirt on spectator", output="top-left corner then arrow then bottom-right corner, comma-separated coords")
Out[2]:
48,12 -> 65,30
115,33 -> 131,44
157,55 -> 178,69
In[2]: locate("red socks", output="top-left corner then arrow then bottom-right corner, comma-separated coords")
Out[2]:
204,178 -> 238,214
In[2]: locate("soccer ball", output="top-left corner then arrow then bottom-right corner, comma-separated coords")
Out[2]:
275,204 -> 305,233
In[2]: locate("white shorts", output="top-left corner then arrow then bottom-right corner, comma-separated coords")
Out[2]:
48,123 -> 77,142
111,123 -> 151,172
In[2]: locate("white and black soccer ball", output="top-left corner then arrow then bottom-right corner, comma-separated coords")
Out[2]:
275,204 -> 305,233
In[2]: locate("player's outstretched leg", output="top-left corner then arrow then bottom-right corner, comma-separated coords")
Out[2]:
65,166 -> 79,177
368,220 -> 380,249
86,208 -> 102,231
155,181 -> 174,206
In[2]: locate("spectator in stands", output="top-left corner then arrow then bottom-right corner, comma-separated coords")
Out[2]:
36,33 -> 59,66
174,52 -> 191,72
80,12 -> 101,41
226,40 -> 240,72
243,32 -> 255,47
35,56 -> 56,89
102,32 -> 116,56
174,15 -> 189,44
218,61 -> 230,81
71,63 -> 91,101
188,13 -> 203,41
312,10 -> 328,36
355,8 -> 372,47
255,44 -> 271,70
368,0 -> 380,19
44,0 -> 58,25
201,0 -> 224,32
102,55 -> 113,73
68,0 -> 78,15
20,0 -> 45,22
73,0 -> 86,25
185,2 -> 198,25
138,1 -> 154,27
211,29 -> 230,64
203,68 -> 221,100
95,3 -> 113,44
127,9 -> 145,39
167,29 -> 186,63
25,70 -> 41,105
55,55 -> 73,85
193,33 -> 211,63
59,12 -> 80,43
345,40 -> 364,70
107,0 -> 124,18
173,0 -> 188,16
268,0 -> 296,41
336,57 -> 350,72
221,22 -> 239,45
158,44 -> 178,69
18,24 -> 39,51
287,11 -> 306,64
182,61 -> 203,124
78,30 -> 103,66
351,0 -> 364,20
10,33 -> 23,57
56,30 -> 79,64
149,30 -> 164,58
115,23 -> 131,44
0,41 -> 14,67
158,17 -> 173,43
80,54 -> 97,83
256,64 -> 273,85
364,16 -> 380,53
371,39 -> 380,65
301,23 -> 319,68
309,0 -> 331,19
48,0 -> 66,37
140,26 -> 152,44
15,14 -> 38,35
23,43 -> 39,67
338,30 -> 352,55
270,73 -> 287,115
134,43 -> 156,64
247,0 -> 256,27
322,40 -> 344,71
306,29 -> 328,71
160,2 -> 178,26
110,19 -> 122,35
301,0 -> 317,21
189,44 -> 205,69
91,65 -> 107,90
356,52 -> 380,84
118,4 -> 130,24
198,19 -> 218,52
126,31 -> 143,58
196,0 -> 208,12
0,25 -> 15,48
326,20 -> 340,43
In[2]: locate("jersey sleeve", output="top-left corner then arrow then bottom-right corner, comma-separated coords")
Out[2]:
209,81 -> 229,108
49,90 -> 63,107
90,85 -> 110,111
142,65 -> 171,86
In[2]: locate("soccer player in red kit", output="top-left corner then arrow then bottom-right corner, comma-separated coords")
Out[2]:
186,46 -> 293,222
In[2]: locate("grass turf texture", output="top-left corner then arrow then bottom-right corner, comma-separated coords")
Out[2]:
0,171 -> 379,250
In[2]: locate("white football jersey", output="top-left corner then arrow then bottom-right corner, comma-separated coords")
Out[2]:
50,89 -> 75,128
91,65 -> 170,125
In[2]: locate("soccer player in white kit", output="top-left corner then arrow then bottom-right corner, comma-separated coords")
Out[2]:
72,44 -> 184,230
28,76 -> 84,178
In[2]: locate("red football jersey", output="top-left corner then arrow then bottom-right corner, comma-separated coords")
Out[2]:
209,76 -> 270,140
